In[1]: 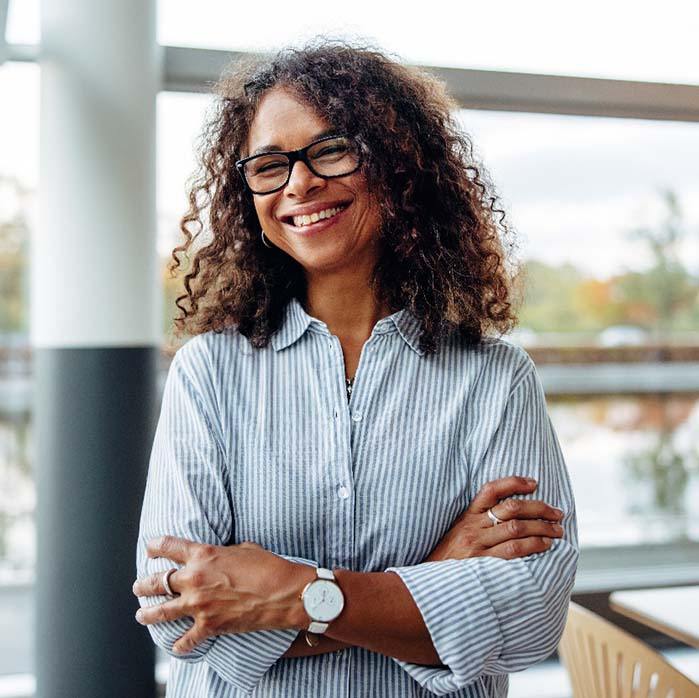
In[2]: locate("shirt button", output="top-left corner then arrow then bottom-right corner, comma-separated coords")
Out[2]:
351,411 -> 362,422
337,485 -> 350,499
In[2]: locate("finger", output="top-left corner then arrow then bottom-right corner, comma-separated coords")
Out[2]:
468,477 -> 538,514
146,535 -> 196,564
132,569 -> 182,598
485,536 -> 554,560
135,598 -> 186,626
482,519 -> 564,547
172,623 -> 212,655
490,498 -> 564,523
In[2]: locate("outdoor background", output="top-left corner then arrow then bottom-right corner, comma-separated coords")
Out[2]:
1,0 -> 698,692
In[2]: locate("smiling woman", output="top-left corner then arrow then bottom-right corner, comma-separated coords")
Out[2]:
135,37 -> 578,698
168,39 -> 519,351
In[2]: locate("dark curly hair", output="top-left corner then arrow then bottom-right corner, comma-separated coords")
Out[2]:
170,37 -> 520,354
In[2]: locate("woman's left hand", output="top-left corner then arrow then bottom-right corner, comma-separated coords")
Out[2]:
132,536 -> 313,654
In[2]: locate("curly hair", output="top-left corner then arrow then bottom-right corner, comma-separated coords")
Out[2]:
169,37 -> 520,354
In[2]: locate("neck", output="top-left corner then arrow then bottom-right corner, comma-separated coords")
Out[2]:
302,266 -> 391,344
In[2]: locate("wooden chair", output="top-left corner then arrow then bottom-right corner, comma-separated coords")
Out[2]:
558,601 -> 699,698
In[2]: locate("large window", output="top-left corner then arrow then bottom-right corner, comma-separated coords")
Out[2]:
459,109 -> 699,547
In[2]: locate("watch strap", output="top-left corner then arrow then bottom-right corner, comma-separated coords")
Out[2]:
316,567 -> 335,580
308,620 -> 329,633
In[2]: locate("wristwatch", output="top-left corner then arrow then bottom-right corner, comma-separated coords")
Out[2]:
300,567 -> 345,633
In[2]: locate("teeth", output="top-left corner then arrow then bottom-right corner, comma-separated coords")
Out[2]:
292,205 -> 345,228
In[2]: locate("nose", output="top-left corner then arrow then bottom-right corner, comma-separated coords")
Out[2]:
284,159 -> 325,197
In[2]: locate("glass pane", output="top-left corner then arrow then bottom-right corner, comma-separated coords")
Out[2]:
6,0 -> 40,45
158,0 -> 699,85
457,109 -> 699,546
157,92 -> 214,342
7,0 -> 698,84
550,396 -> 699,547
458,109 -> 699,341
0,61 -> 38,677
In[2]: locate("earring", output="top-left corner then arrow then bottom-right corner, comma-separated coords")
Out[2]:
260,230 -> 273,249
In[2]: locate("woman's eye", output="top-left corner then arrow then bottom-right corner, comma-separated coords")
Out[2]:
253,161 -> 287,175
316,146 -> 346,157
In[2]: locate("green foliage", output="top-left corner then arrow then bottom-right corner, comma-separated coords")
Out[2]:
0,177 -> 31,334
614,190 -> 699,335
520,189 -> 699,335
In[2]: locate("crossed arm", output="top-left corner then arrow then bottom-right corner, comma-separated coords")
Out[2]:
134,350 -> 578,694
135,476 -> 565,663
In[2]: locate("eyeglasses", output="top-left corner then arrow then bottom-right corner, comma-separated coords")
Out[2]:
235,134 -> 363,195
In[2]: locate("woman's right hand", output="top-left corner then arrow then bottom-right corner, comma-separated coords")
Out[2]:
423,476 -> 565,563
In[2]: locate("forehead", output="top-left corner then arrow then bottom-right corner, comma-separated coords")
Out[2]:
246,88 -> 331,155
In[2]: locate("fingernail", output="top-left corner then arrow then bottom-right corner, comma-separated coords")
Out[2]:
553,524 -> 563,534
543,537 -> 552,545
135,610 -> 144,624
526,478 -> 537,485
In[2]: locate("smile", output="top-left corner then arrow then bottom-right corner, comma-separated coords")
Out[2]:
292,205 -> 347,228
281,202 -> 351,236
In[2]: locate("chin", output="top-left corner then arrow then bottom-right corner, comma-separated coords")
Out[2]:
288,246 -> 351,274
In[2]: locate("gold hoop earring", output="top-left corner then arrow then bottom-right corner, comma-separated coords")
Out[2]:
260,230 -> 273,249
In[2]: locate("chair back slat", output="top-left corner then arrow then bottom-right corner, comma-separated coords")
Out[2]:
558,602 -> 699,698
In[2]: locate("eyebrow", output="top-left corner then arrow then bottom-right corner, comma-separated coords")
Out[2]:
249,128 -> 339,157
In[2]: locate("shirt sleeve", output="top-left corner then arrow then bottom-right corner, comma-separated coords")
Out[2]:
385,351 -> 579,696
136,344 -> 317,695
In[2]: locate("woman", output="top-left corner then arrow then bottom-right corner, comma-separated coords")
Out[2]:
133,39 -> 578,697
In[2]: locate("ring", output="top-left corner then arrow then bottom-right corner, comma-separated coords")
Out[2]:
487,508 -> 504,526
162,567 -> 178,597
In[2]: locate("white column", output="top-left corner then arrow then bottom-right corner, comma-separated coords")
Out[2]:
35,0 -> 160,347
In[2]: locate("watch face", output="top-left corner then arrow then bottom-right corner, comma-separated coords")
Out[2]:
302,579 -> 344,623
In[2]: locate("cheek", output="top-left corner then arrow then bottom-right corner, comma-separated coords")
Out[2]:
253,199 -> 277,229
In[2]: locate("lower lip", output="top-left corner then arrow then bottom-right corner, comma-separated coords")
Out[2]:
283,204 -> 351,237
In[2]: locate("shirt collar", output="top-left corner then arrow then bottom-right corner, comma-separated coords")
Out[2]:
271,296 -> 425,356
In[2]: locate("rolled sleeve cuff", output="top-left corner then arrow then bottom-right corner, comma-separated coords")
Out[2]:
385,559 -> 503,696
204,628 -> 300,694
204,553 -> 319,694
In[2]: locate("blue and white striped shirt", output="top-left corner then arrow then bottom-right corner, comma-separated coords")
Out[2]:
136,296 -> 579,697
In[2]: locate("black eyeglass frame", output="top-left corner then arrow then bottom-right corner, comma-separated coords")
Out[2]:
235,134 -> 363,195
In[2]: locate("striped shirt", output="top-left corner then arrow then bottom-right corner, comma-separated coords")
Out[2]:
136,296 -> 579,697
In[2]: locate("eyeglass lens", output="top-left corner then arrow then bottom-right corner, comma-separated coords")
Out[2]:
243,136 -> 360,193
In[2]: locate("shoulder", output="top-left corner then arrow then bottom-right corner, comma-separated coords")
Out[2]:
171,327 -> 253,389
463,336 -> 537,393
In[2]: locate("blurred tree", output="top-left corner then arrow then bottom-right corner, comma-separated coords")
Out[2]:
624,422 -> 699,537
519,189 -> 699,338
517,260 -> 592,331
0,176 -> 31,335
613,189 -> 699,336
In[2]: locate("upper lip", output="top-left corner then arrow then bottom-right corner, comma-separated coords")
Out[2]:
279,200 -> 351,223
